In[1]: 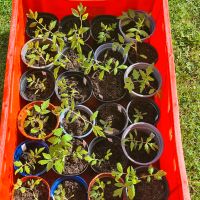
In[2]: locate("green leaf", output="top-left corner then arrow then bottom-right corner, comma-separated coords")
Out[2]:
14,161 -> 22,167
20,187 -> 26,193
25,166 -> 30,174
53,128 -> 63,137
117,163 -> 123,173
42,153 -> 51,160
31,128 -> 39,134
34,105 -> 41,113
127,185 -> 135,200
149,88 -> 155,94
148,166 -> 154,175
61,134 -> 73,143
118,34 -> 124,43
90,111 -> 98,121
124,77 -> 134,93
113,188 -> 123,197
82,13 -> 88,20
41,99 -> 50,110
38,160 -> 49,165
49,20 -> 57,31
42,44 -> 49,51
71,8 -> 79,17
46,162 -> 53,171
29,22 -> 37,28
54,160 -> 64,174
39,18 -> 43,23
132,69 -> 140,80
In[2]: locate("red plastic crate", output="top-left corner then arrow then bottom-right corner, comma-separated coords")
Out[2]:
0,0 -> 190,199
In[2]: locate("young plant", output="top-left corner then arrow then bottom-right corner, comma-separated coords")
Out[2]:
97,22 -> 117,44
123,129 -> 159,154
132,108 -> 147,123
26,74 -> 47,95
99,119 -> 114,135
14,147 -> 45,175
54,184 -> 74,200
67,3 -> 90,53
24,100 -> 51,139
14,178 -> 42,200
124,64 -> 156,94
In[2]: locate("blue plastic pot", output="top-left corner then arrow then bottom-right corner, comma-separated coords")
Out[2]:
13,140 -> 49,176
51,176 -> 88,199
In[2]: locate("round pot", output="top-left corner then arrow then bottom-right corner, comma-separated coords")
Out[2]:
119,10 -> 155,42
51,176 -> 88,200
20,69 -> 55,102
128,42 -> 158,64
91,15 -> 119,43
60,105 -> 95,139
21,38 -> 58,69
124,62 -> 162,98
126,97 -> 160,125
14,140 -> 49,176
60,15 -> 90,42
121,123 -> 164,166
94,42 -> 127,65
55,71 -> 93,104
88,173 -> 126,200
26,12 -> 59,38
134,166 -> 169,200
13,176 -> 50,200
96,103 -> 128,136
18,101 -> 59,140
88,136 -> 128,173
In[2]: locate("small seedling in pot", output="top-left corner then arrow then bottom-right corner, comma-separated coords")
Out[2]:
14,178 -> 42,200
14,147 -> 45,175
124,64 -> 156,94
24,100 -> 51,139
97,22 -> 117,44
123,129 -> 158,154
99,119 -> 114,135
67,3 -> 90,53
54,184 -> 74,200
132,108 -> 147,123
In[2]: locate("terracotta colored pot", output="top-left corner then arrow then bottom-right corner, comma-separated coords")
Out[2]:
18,101 -> 59,140
12,176 -> 50,200
88,173 -> 126,200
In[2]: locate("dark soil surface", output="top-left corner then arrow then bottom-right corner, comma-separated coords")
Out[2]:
62,109 -> 92,137
128,99 -> 159,124
135,170 -> 167,200
24,109 -> 57,138
92,71 -> 125,101
19,143 -> 48,175
91,137 -> 127,173
58,74 -> 91,103
90,177 -> 123,200
22,71 -> 54,101
55,180 -> 87,200
14,179 -> 49,200
62,139 -> 88,175
129,69 -> 159,95
97,104 -> 127,135
92,15 -> 119,42
124,131 -> 158,163
26,13 -> 59,38
128,42 -> 158,64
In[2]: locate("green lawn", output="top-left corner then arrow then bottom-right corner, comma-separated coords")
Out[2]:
0,0 -> 199,198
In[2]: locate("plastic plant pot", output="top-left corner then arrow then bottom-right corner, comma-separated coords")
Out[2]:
88,136 -> 128,173
55,71 -> 93,104
13,140 -> 49,176
51,176 -> 88,200
60,15 -> 90,42
26,12 -> 59,38
134,166 -> 169,200
18,101 -> 59,140
94,42 -> 127,65
20,69 -> 55,102
121,122 -> 164,166
126,97 -> 160,125
21,38 -> 58,69
96,103 -> 128,136
60,105 -> 95,139
124,62 -> 162,98
88,173 -> 126,200
12,176 -> 50,200
91,15 -> 119,43
119,10 -> 156,42
128,42 -> 158,65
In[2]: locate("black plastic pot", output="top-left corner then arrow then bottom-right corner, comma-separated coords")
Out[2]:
91,15 -> 119,43
119,10 -> 156,42
124,63 -> 162,98
127,97 -> 160,125
128,42 -> 158,64
88,136 -> 128,173
20,69 -> 55,101
55,71 -> 93,104
26,12 -> 59,38
134,166 -> 169,200
60,15 -> 90,42
121,122 -> 164,166
96,103 -> 128,136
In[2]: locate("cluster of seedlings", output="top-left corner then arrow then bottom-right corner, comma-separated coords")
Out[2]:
13,2 -> 168,200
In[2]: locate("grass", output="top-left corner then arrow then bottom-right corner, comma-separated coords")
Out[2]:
0,0 -> 199,198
